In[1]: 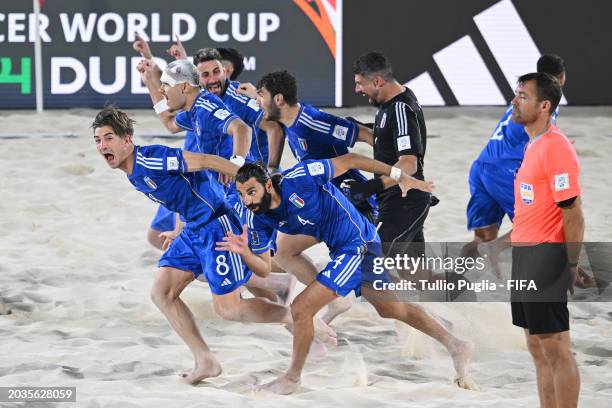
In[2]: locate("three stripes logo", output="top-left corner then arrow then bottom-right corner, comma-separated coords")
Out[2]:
405,0 -> 567,106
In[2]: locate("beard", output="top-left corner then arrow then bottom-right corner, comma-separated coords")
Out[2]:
265,103 -> 281,121
248,190 -> 272,214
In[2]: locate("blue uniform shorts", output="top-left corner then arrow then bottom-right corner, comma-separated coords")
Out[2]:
158,211 -> 252,295
317,240 -> 389,297
467,161 -> 517,231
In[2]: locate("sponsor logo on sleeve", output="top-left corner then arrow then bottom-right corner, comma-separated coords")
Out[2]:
397,135 -> 412,150
520,182 -> 534,204
167,157 -> 179,171
554,173 -> 570,191
307,161 -> 325,176
214,109 -> 232,120
333,125 -> 348,141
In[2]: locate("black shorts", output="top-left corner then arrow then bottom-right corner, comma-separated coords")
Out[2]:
511,243 -> 570,335
377,194 -> 431,259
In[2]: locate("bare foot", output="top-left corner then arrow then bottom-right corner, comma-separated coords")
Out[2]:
477,241 -> 502,279
449,340 -> 477,390
313,316 -> 338,346
321,296 -> 352,324
178,353 -> 222,384
257,374 -> 300,395
309,340 -> 328,359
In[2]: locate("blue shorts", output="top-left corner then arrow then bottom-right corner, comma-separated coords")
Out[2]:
158,212 -> 252,295
317,240 -> 389,297
467,161 -> 516,231
150,204 -> 176,232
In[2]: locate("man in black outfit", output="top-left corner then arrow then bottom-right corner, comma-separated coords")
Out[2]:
348,52 -> 433,274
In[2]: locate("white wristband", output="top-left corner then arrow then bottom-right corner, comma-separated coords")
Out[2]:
390,166 -> 402,182
153,99 -> 169,114
230,155 -> 246,167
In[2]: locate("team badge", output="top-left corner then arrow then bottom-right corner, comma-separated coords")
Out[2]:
143,176 -> 157,190
520,182 -> 534,204
289,193 -> 305,208
298,138 -> 308,151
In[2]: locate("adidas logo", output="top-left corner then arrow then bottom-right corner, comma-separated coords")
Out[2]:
404,0 -> 567,106
322,270 -> 331,278
221,278 -> 231,287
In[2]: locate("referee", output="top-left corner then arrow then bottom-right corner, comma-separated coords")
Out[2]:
349,52 -> 432,270
510,72 -> 590,407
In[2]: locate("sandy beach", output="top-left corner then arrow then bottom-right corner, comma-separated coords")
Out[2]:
0,106 -> 610,407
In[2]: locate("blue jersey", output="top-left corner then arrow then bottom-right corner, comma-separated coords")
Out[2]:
175,90 -> 238,159
129,145 -> 228,228
247,159 -> 378,257
477,104 -> 559,166
219,80 -> 269,163
283,104 -> 376,214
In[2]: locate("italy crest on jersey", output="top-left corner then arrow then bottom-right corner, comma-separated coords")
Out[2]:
520,182 -> 534,204
289,193 -> 305,208
144,176 -> 157,190
298,138 -> 308,151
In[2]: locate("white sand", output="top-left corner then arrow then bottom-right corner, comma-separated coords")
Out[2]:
0,107 -> 610,407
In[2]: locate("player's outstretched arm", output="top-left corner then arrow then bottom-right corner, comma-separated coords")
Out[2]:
182,151 -> 240,176
331,153 -> 434,196
356,125 -> 374,146
215,224 -> 272,278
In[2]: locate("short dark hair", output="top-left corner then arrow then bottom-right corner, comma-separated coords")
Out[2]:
193,48 -> 222,66
352,51 -> 394,80
91,106 -> 135,137
517,72 -> 562,114
236,162 -> 282,191
257,70 -> 298,105
217,47 -> 245,80
537,54 -> 565,77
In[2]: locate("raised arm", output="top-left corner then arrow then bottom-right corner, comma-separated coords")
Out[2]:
136,59 -> 183,134
330,153 -> 433,196
226,118 -> 252,159
259,119 -> 285,171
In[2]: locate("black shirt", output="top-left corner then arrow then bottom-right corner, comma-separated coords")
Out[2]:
373,87 -> 429,209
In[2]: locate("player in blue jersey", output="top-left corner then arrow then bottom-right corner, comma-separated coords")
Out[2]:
238,70 -> 377,323
463,55 -> 566,273
134,39 -> 294,304
92,107 -> 336,385
217,157 -> 474,394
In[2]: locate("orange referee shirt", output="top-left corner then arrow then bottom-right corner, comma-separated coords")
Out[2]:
511,125 -> 581,244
